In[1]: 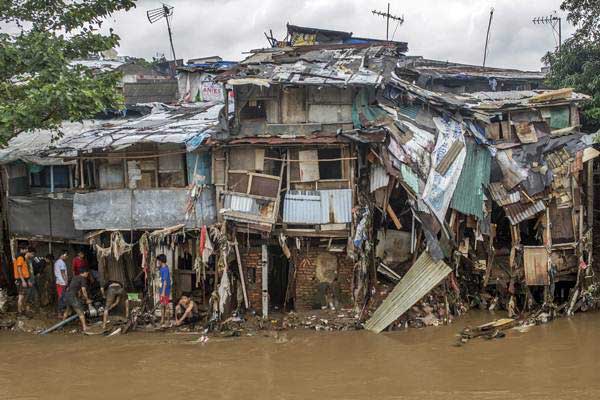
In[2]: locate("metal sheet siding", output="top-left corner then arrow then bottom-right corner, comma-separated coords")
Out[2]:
223,194 -> 260,215
370,164 -> 390,193
283,189 -> 352,224
450,141 -> 490,220
365,251 -> 452,333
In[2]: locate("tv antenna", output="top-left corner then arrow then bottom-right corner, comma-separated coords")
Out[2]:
372,3 -> 404,41
483,8 -> 494,68
532,12 -> 562,51
147,4 -> 177,62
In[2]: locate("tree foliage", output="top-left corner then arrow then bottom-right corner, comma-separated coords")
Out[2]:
544,0 -> 600,130
0,0 -> 136,142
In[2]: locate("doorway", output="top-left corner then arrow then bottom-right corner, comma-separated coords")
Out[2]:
268,245 -> 291,311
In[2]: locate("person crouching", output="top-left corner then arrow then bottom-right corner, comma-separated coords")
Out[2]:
174,295 -> 200,327
102,281 -> 128,330
62,268 -> 93,332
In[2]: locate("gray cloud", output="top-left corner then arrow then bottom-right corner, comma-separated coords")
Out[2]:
104,0 -> 573,71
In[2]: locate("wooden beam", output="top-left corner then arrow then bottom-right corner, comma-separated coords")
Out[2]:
386,204 -> 402,230
234,241 -> 249,309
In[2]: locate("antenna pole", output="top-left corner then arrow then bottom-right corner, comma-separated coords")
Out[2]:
532,13 -> 562,52
164,5 -> 176,62
483,8 -> 494,68
386,2 -> 390,41
372,4 -> 404,41
558,17 -> 562,51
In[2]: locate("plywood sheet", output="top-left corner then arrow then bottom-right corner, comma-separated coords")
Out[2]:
298,150 -> 320,182
523,246 -> 549,286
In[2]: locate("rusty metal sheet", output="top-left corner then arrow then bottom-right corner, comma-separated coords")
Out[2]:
488,182 -> 521,206
503,200 -> 546,225
226,134 -> 349,146
370,164 -> 390,193
523,246 -> 549,286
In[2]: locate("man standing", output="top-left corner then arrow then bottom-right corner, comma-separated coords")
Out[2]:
72,251 -> 88,276
54,252 -> 68,312
157,254 -> 171,328
101,281 -> 128,330
13,247 -> 35,316
63,268 -> 92,332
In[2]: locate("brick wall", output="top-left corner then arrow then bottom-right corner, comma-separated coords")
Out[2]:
239,246 -> 354,312
239,247 -> 263,310
294,250 -> 354,310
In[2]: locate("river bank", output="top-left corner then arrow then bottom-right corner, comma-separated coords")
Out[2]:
1,311 -> 599,400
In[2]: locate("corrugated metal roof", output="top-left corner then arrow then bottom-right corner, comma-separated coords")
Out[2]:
365,251 -> 451,333
488,182 -> 521,206
370,164 -> 390,192
283,189 -> 352,224
504,200 -> 546,225
450,141 -> 490,220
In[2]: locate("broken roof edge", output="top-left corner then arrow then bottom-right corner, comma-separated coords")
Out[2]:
388,74 -> 589,115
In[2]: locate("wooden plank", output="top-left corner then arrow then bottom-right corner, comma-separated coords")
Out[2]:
386,204 -> 402,230
298,150 -> 320,182
234,241 -> 249,309
435,140 -> 464,176
523,246 -> 550,286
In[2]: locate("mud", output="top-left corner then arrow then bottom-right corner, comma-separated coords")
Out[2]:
1,311 -> 599,400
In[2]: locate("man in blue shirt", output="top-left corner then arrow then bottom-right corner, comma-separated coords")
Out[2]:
157,254 -> 171,327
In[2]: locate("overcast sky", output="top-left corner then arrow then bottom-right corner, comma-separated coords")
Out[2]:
104,0 -> 573,71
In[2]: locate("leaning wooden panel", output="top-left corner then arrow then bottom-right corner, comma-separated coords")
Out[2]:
523,246 -> 550,286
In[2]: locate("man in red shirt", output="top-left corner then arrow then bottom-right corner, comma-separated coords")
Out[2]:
72,251 -> 88,276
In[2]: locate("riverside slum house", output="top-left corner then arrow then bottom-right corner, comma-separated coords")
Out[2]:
363,72 -> 598,333
211,23 -> 598,331
0,57 -> 233,315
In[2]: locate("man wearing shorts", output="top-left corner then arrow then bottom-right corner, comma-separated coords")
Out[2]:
157,254 -> 171,328
102,281 -> 128,329
14,247 -> 35,316
62,268 -> 92,332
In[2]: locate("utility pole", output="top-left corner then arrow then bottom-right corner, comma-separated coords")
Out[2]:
532,13 -> 562,52
483,8 -> 494,68
372,3 -> 404,41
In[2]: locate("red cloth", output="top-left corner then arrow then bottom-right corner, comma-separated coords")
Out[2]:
199,225 -> 207,254
56,284 -> 66,299
72,257 -> 88,276
160,295 -> 170,305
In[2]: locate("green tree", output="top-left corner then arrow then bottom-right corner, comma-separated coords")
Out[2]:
543,0 -> 600,131
0,0 -> 136,142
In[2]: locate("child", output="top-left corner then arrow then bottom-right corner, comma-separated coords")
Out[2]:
157,254 -> 171,327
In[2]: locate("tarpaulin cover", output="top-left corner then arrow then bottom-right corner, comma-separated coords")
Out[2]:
8,196 -> 84,241
450,140 -> 491,220
73,188 -> 216,230
422,117 -> 467,223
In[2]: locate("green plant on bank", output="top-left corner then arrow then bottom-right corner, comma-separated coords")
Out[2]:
543,0 -> 600,134
0,0 -> 137,144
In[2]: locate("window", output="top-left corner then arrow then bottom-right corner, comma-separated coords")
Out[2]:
318,148 -> 342,180
240,100 -> 266,119
30,166 -> 70,188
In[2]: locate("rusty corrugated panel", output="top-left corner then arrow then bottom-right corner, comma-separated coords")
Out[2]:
488,182 -> 521,206
370,164 -> 390,193
283,189 -> 352,224
365,251 -> 451,333
504,200 -> 546,225
226,134 -> 348,146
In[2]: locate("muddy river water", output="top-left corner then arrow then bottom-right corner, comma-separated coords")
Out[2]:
1,311 -> 599,400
